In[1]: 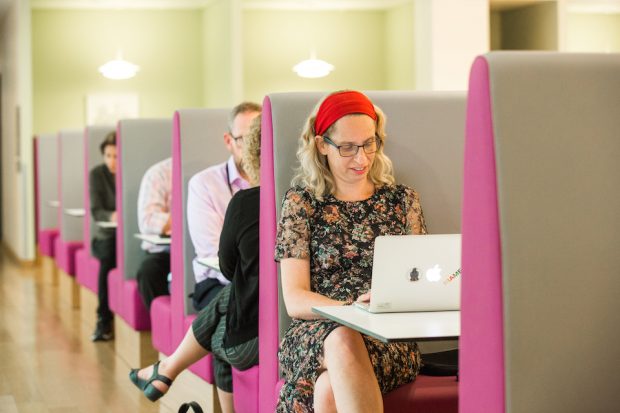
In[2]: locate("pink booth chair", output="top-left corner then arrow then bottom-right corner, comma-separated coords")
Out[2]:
55,129 -> 85,279
107,119 -> 172,335
461,52 -> 620,413
259,91 -> 466,412
34,134 -> 60,258
166,108 -> 230,387
75,126 -> 114,294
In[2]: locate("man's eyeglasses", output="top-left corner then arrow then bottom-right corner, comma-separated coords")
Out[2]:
230,134 -> 244,145
322,136 -> 381,157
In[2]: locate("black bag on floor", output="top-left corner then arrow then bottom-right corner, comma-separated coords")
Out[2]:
420,349 -> 459,378
178,401 -> 204,413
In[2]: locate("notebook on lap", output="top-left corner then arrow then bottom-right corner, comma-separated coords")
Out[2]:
354,234 -> 461,313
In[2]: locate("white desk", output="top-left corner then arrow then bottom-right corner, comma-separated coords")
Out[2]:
96,221 -> 117,229
134,233 -> 171,245
47,200 -> 60,208
312,306 -> 460,343
196,257 -> 221,272
64,208 -> 85,217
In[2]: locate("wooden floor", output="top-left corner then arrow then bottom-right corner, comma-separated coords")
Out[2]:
0,252 -> 175,413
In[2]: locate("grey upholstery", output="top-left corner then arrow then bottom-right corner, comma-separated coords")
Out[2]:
118,119 -> 172,280
37,134 -> 59,230
269,91 -> 466,353
58,129 -> 84,242
488,52 -> 620,413
84,125 -> 114,250
175,109 -> 230,314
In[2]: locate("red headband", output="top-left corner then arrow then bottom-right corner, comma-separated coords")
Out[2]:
314,91 -> 377,136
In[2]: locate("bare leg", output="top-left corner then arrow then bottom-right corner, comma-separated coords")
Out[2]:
314,371 -> 337,413
137,326 -> 208,393
322,326 -> 383,413
217,389 -> 234,413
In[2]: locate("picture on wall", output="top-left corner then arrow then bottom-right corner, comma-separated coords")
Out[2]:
85,93 -> 139,126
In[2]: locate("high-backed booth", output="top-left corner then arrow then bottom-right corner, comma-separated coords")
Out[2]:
461,52 -> 620,413
35,133 -> 60,283
55,129 -> 85,307
108,119 -> 172,366
75,126 -> 115,325
259,91 -> 465,412
151,108 -> 230,409
75,126 -> 115,293
35,133 -> 60,259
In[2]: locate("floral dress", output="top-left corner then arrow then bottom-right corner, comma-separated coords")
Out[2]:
274,184 -> 427,412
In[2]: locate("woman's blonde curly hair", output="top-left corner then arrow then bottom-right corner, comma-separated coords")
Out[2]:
291,91 -> 395,200
241,114 -> 262,187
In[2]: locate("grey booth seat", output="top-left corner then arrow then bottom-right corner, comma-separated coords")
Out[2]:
35,133 -> 60,257
259,91 -> 465,411
461,52 -> 620,413
111,118 -> 172,330
55,129 -> 86,277
58,129 -> 85,244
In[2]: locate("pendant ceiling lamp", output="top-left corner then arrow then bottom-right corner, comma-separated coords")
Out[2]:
293,52 -> 334,79
99,51 -> 139,80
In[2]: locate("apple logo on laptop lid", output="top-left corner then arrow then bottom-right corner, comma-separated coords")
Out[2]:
425,264 -> 442,282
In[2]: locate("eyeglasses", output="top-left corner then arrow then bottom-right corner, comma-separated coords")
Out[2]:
230,134 -> 244,145
322,136 -> 381,157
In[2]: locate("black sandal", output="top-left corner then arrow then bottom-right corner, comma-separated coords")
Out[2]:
129,360 -> 173,402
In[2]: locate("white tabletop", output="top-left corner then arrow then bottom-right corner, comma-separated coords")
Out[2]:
312,306 -> 460,343
47,200 -> 60,208
64,208 -> 85,217
134,233 -> 171,245
96,221 -> 117,229
196,257 -> 221,272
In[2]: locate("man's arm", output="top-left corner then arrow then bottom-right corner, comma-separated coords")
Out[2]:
137,163 -> 170,235
187,172 -> 226,282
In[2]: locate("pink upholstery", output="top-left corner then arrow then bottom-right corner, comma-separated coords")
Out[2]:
184,315 -> 215,383
460,56 -> 505,413
75,248 -> 99,293
384,376 -> 458,412
54,237 -> 83,276
108,268 -> 122,314
38,229 -> 59,257
151,295 -> 173,355
232,366 -> 259,413
258,97 -> 280,413
120,279 -> 151,330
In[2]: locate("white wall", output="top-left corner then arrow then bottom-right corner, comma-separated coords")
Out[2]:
1,0 -> 34,261
414,0 -> 489,91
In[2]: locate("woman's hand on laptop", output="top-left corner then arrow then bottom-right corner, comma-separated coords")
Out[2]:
356,291 -> 371,303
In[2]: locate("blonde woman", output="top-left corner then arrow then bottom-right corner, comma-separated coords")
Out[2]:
129,115 -> 262,413
275,91 -> 426,412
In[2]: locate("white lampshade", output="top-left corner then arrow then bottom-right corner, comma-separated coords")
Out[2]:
98,58 -> 140,80
293,58 -> 334,79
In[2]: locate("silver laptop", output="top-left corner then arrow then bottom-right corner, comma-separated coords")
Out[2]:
354,234 -> 461,313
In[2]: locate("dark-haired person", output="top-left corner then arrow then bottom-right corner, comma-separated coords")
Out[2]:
89,131 -> 118,341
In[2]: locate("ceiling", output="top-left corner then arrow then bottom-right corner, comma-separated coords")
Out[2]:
29,0 -> 411,11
